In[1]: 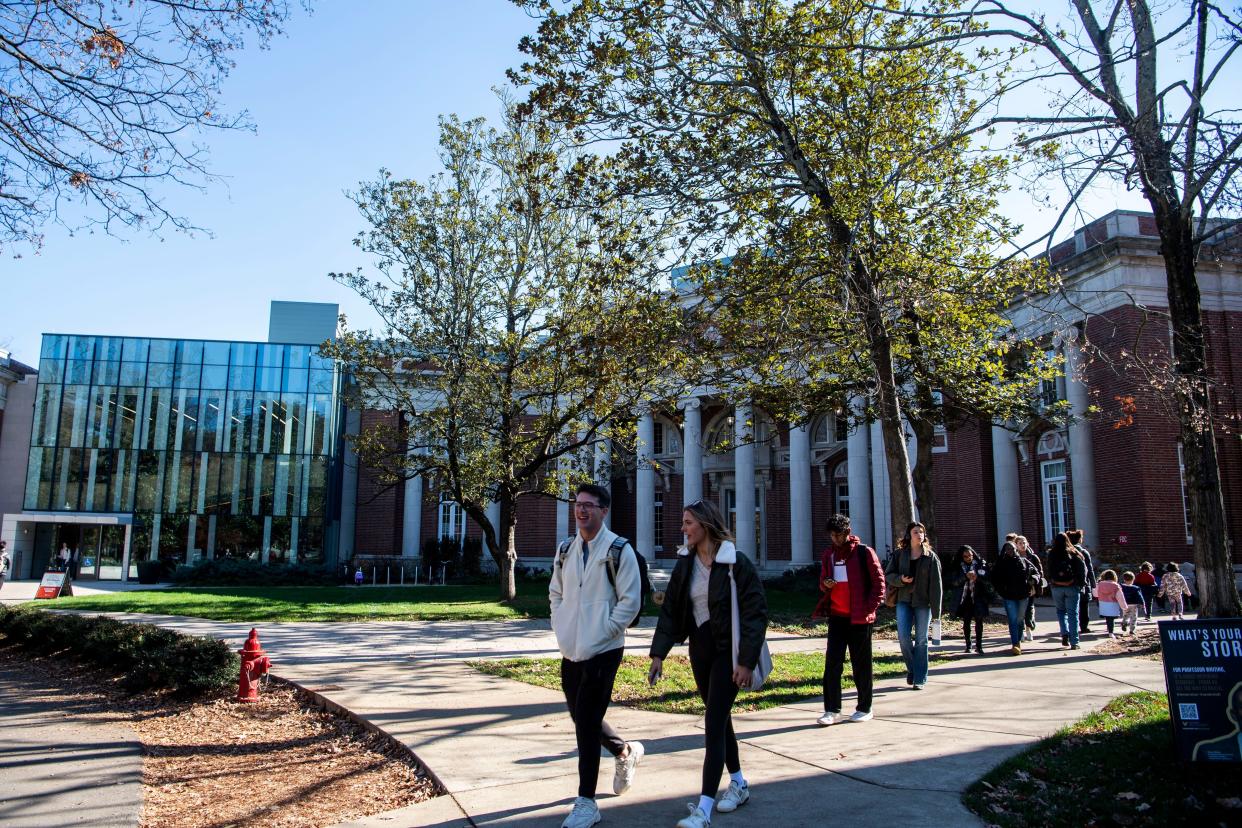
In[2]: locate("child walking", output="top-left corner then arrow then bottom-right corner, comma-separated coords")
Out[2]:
1134,562 -> 1158,619
1118,572 -> 1144,635
1093,570 -> 1128,638
1158,563 -> 1193,619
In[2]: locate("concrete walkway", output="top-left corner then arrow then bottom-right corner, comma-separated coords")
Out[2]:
9,600 -> 1165,828
0,660 -> 143,827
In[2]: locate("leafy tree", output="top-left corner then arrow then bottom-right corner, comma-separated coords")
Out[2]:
0,0 -> 298,251
514,0 -> 1058,546
328,109 -> 688,600
889,0 -> 1241,614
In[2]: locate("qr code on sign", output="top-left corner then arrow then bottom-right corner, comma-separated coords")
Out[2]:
1179,703 -> 1199,721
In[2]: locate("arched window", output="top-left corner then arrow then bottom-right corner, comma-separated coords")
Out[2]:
811,413 -> 848,446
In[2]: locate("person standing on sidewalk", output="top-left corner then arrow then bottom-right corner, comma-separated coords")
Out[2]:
649,500 -> 768,828
885,522 -> 943,690
947,545 -> 989,655
990,541 -> 1037,656
811,513 -> 885,724
550,483 -> 644,828
1047,532 -> 1088,649
0,541 -> 9,592
1066,529 -> 1096,634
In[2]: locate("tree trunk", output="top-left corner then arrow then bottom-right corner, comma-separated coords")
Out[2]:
863,309 -> 916,546
1154,207 -> 1241,617
908,413 -> 937,547
472,497 -> 519,602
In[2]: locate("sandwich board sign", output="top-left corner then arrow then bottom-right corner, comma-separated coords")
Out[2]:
34,571 -> 70,599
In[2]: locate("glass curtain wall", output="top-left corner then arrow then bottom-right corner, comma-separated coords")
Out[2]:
26,335 -> 341,573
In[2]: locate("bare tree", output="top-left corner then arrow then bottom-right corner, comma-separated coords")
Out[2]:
884,0 -> 1241,615
0,0 -> 298,252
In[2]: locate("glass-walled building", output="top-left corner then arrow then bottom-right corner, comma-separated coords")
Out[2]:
20,333 -> 344,579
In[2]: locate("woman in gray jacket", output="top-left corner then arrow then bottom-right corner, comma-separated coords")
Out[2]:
885,522 -> 943,690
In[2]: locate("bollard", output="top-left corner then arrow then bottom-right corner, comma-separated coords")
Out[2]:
372,567 -> 376,586
386,565 -> 391,585
400,566 -> 405,586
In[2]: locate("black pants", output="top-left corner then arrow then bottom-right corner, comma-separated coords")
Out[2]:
823,615 -> 874,713
1079,592 -> 1091,632
561,647 -> 626,799
1105,616 -> 1116,634
1024,593 -> 1037,628
689,621 -> 741,798
962,617 -> 984,649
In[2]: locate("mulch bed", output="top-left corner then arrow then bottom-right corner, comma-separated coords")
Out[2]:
0,643 -> 440,828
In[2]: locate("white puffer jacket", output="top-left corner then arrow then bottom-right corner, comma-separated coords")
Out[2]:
549,527 -> 642,663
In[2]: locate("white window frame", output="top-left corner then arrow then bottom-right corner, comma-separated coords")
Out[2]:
653,495 -> 664,553
1177,444 -> 1193,544
437,496 -> 467,544
1041,460 -> 1069,544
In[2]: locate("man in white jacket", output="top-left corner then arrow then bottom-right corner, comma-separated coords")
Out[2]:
550,483 -> 644,828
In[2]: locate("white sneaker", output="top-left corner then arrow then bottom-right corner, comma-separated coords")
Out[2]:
849,710 -> 873,723
676,804 -> 711,828
561,797 -> 601,828
816,711 -> 842,726
716,780 -> 749,812
1024,629 -> 1033,642
613,741 -> 644,795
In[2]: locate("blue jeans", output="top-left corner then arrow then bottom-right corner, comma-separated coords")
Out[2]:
895,602 -> 931,685
1051,586 -> 1081,646
1003,598 -> 1027,646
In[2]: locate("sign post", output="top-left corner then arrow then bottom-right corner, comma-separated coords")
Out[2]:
1160,618 -> 1242,762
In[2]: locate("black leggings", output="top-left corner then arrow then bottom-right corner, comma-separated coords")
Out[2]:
963,617 -> 984,648
561,647 -> 626,798
689,621 -> 741,798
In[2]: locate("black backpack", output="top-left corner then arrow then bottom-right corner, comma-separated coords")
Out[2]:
557,535 -> 651,627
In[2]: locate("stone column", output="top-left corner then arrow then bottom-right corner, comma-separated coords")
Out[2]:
788,423 -> 812,565
680,397 -> 703,507
1064,330 -> 1099,547
869,419 -> 893,556
594,437 -> 612,529
733,403 -> 756,560
486,500 -> 502,557
402,471 -> 423,558
846,397 -> 874,546
991,424 -> 1021,553
636,410 -> 656,561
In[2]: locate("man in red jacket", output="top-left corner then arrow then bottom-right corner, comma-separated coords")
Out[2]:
813,513 -> 886,726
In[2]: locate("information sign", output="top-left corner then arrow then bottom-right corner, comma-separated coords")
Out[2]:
1160,619 -> 1242,762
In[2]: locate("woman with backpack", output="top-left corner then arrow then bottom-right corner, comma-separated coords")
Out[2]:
885,522 -> 943,689
648,499 -> 769,828
1046,532 -> 1089,649
949,545 -> 990,654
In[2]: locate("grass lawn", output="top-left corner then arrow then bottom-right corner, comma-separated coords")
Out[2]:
49,585 -> 553,622
964,691 -> 1242,827
470,651 -> 924,714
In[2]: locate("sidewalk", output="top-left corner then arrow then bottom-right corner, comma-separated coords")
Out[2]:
0,660 -> 143,827
18,604 -> 1164,828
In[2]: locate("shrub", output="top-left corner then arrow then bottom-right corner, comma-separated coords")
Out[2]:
136,559 -> 163,584
172,558 -> 337,587
763,564 -> 820,595
0,606 -> 238,697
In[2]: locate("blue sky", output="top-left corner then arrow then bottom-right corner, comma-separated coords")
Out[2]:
1,1 -> 1157,363
2,1 -> 536,361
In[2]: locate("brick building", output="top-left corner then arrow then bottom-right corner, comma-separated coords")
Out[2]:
351,210 -> 1241,572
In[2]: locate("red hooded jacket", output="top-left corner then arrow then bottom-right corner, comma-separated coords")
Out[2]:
812,535 -> 886,625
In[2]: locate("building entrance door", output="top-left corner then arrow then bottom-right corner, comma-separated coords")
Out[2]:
77,526 -> 101,579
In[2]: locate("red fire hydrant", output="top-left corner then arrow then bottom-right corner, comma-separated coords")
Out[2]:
237,628 -> 271,703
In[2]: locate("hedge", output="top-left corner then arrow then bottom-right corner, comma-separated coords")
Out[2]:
0,604 -> 238,696
172,558 -> 339,587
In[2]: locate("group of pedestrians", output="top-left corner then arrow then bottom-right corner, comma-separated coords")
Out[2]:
550,487 -> 767,828
548,487 -> 1195,828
